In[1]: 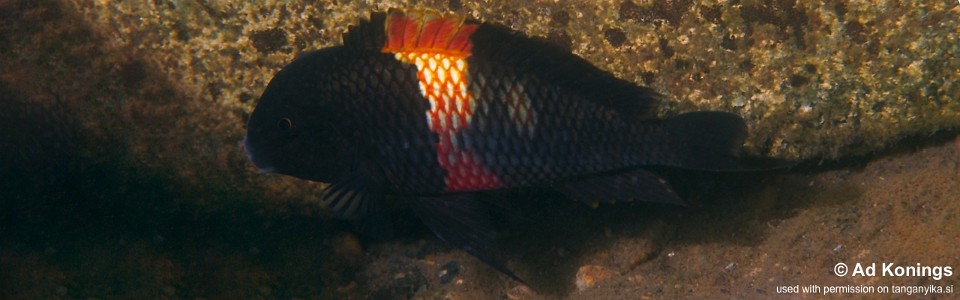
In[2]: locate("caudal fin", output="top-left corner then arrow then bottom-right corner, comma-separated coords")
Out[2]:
662,111 -> 747,171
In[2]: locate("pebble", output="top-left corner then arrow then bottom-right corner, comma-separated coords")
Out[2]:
506,284 -> 537,299
575,265 -> 616,291
724,262 -> 737,271
332,233 -> 363,263
832,244 -> 844,253
439,261 -> 460,284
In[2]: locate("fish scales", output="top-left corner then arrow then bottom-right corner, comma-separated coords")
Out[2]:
243,9 -> 751,282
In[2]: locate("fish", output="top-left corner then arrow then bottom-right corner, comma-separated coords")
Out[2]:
244,9 -> 749,282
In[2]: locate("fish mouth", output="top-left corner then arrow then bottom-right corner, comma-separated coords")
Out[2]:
242,135 -> 275,173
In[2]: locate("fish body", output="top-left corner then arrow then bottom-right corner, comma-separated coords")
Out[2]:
244,9 -> 747,282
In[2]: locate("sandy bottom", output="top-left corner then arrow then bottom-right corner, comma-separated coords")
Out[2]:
356,134 -> 960,299
2,135 -> 958,299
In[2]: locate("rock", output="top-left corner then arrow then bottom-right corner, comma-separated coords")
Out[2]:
54,0 -> 959,181
599,220 -> 670,272
438,261 -> 460,284
331,233 -> 363,264
1,1 -> 948,219
575,265 -> 616,291
0,1 -> 950,238
369,267 -> 427,299
3,0 -> 959,298
505,284 -> 536,300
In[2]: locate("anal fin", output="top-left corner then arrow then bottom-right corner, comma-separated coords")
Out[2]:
556,169 -> 683,207
409,194 -> 525,283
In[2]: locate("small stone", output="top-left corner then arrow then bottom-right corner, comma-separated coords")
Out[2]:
832,244 -> 844,253
250,28 -> 287,53
629,242 -> 660,268
575,265 -> 616,291
724,262 -> 737,271
506,284 -> 536,300
332,233 -> 363,264
374,268 -> 427,299
603,28 -> 627,47
439,261 -> 460,284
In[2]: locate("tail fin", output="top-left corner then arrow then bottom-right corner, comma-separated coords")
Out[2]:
662,111 -> 747,171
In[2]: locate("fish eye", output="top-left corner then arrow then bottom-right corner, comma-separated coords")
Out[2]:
277,118 -> 293,131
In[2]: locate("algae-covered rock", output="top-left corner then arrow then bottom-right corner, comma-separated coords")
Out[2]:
2,0 -> 959,298
66,0 -> 960,169
7,0 -> 953,197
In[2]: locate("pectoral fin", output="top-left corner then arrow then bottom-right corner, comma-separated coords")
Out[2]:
321,172 -> 384,220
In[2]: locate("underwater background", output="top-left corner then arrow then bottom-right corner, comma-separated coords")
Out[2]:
1,0 -> 958,298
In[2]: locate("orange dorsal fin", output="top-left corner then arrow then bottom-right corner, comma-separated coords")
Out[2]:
382,9 -> 479,57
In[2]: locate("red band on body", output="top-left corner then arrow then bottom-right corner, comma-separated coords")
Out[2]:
383,10 -> 500,192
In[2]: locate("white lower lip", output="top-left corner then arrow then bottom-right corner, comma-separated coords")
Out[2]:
242,135 -> 275,173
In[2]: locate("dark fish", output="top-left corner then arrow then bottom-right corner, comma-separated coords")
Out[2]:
244,9 -> 748,282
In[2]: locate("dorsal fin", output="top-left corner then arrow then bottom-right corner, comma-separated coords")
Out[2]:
343,9 -> 480,57
468,22 -> 662,118
382,9 -> 479,56
342,12 -> 386,50
343,10 -> 660,118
